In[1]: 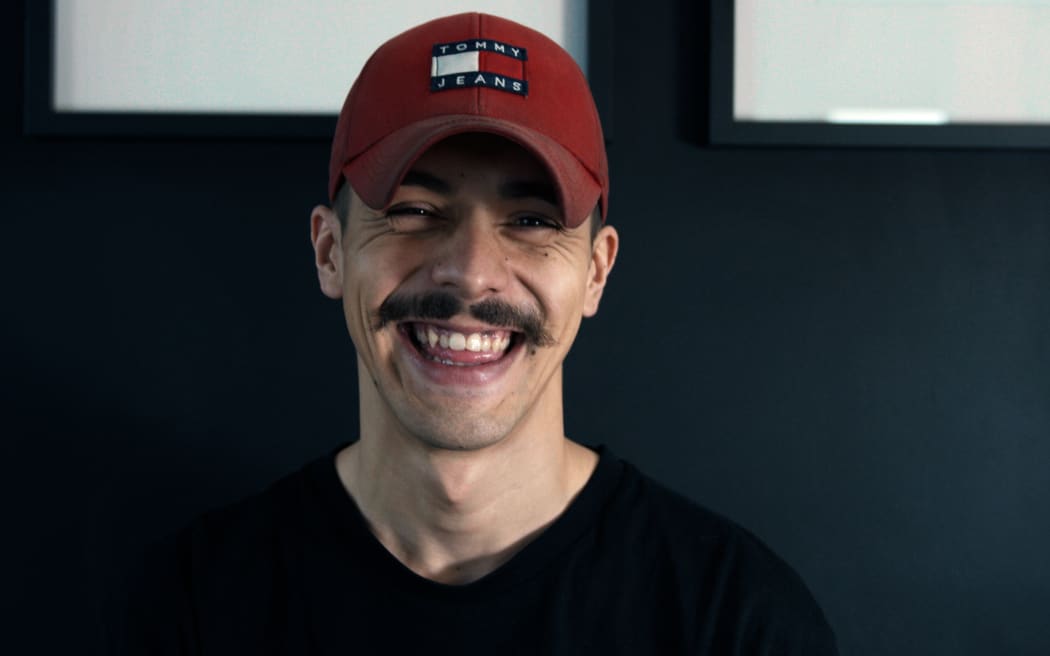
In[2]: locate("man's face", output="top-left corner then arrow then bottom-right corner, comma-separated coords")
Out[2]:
312,134 -> 617,451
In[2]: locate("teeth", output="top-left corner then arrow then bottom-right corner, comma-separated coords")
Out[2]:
448,333 -> 466,351
412,324 -> 513,354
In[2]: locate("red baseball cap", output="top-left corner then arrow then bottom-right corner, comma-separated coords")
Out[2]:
328,12 -> 608,228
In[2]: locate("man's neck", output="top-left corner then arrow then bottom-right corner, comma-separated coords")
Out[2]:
336,427 -> 598,585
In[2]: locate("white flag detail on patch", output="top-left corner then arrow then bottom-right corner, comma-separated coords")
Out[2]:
432,51 -> 479,77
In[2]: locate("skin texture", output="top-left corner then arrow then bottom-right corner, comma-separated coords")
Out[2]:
310,133 -> 618,583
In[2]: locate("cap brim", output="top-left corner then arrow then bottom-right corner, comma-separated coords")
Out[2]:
340,115 -> 602,229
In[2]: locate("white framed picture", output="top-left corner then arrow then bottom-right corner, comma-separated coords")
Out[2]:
26,0 -> 608,137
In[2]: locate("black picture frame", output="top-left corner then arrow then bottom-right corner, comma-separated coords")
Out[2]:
709,0 -> 1050,149
24,1 -> 614,141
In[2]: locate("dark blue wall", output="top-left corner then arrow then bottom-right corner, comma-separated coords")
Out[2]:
5,3 -> 1048,654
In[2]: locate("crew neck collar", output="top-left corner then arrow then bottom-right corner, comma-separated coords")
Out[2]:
310,443 -> 624,598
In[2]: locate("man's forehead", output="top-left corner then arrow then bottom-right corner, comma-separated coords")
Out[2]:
399,134 -> 560,207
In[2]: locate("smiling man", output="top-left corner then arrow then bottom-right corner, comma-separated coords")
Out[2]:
310,127 -> 614,588
125,13 -> 837,655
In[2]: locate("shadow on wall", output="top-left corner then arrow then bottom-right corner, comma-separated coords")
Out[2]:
5,354 -> 286,654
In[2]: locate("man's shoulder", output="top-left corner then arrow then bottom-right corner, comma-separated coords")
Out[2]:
115,457 -> 333,655
609,457 -> 767,550
600,455 -> 838,653
178,452 -> 334,559
613,458 -> 816,592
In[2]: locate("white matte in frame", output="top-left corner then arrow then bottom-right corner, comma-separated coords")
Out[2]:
735,0 -> 1050,125
53,0 -> 589,115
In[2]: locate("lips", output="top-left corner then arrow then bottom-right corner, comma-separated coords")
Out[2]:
403,321 -> 518,366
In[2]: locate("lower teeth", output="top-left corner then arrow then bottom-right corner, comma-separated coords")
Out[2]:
427,354 -> 473,367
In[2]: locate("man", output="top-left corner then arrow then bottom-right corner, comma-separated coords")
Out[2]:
128,13 -> 837,655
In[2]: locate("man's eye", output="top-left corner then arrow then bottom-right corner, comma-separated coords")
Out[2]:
511,215 -> 560,230
385,206 -> 442,233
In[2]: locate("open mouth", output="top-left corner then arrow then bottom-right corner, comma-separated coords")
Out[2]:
401,321 -> 521,367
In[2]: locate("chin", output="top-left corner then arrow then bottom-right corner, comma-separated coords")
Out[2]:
404,412 -> 515,452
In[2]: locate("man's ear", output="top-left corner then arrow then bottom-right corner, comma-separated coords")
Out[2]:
310,204 -> 344,299
582,224 -> 619,317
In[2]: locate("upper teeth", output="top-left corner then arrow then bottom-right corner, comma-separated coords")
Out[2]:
414,325 -> 511,353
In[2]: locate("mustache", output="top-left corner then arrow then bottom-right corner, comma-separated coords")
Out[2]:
375,291 -> 555,348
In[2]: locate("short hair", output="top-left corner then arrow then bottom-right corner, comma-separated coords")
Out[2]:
332,181 -> 603,241
333,182 -> 352,229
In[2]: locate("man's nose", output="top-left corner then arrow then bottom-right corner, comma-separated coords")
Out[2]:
429,215 -> 510,299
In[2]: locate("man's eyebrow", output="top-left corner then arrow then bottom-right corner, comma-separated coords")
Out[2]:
400,170 -> 452,194
499,180 -> 559,207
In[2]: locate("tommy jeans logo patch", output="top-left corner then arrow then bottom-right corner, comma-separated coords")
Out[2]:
430,39 -> 528,96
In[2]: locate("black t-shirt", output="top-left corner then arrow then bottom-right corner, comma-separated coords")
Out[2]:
122,446 -> 838,655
